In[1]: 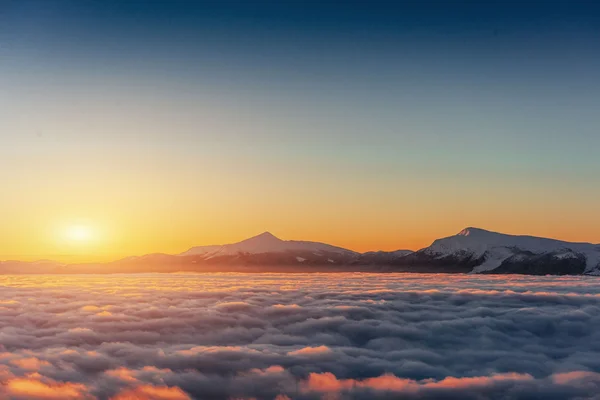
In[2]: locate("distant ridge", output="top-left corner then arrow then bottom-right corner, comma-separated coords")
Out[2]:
418,227 -> 600,275
180,231 -> 358,258
2,228 -> 599,275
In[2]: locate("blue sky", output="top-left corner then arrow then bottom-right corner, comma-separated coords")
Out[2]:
1,0 -> 599,259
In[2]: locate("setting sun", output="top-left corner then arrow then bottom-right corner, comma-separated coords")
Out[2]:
65,225 -> 94,243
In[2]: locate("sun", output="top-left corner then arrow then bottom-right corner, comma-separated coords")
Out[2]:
65,225 -> 94,243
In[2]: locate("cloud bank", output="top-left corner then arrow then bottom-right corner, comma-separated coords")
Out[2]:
0,273 -> 599,399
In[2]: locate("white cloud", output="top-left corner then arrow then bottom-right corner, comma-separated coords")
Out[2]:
0,273 -> 599,399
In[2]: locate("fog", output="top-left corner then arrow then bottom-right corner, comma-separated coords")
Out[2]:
0,273 -> 599,399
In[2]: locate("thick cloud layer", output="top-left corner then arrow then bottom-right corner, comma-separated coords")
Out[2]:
0,273 -> 599,399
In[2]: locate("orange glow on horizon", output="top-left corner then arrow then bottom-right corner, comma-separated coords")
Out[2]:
2,218 -> 600,264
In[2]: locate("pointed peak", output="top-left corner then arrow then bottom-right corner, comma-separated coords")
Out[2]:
243,231 -> 282,242
256,231 -> 278,239
257,231 -> 276,237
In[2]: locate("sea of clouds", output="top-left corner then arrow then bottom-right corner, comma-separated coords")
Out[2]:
0,273 -> 600,399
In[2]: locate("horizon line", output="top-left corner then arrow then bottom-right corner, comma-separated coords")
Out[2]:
3,225 -> 599,265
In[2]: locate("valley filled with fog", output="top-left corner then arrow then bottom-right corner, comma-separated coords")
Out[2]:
1,273 -> 599,399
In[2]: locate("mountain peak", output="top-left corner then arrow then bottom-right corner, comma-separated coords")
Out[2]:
247,231 -> 281,241
257,231 -> 277,238
457,227 -> 491,237
236,231 -> 284,248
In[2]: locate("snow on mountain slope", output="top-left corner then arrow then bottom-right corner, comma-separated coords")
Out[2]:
180,232 -> 357,258
422,227 -> 600,273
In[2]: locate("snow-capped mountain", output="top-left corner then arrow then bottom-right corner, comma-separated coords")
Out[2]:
415,227 -> 600,275
3,228 -> 599,275
179,232 -> 357,258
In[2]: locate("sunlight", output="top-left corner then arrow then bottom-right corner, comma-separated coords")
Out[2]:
65,225 -> 94,243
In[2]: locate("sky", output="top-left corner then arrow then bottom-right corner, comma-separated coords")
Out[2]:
1,0 -> 599,262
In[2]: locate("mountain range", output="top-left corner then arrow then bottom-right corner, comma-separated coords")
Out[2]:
2,228 -> 599,275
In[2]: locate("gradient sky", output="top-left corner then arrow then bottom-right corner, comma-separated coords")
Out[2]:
1,0 -> 600,262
